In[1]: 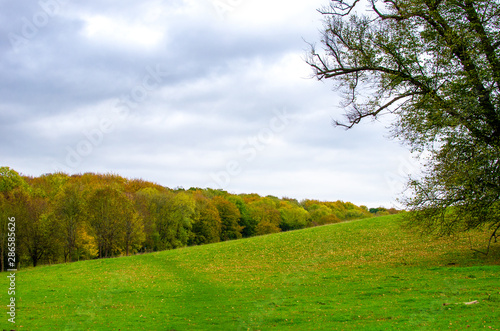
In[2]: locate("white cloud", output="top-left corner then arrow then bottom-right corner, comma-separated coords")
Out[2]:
81,14 -> 165,48
222,0 -> 325,28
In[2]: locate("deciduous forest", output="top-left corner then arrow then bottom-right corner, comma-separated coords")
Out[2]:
0,167 -> 397,269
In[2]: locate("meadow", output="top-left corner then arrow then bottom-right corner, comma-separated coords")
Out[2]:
2,214 -> 499,330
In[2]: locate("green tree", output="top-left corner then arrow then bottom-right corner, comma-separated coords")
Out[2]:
308,0 -> 500,242
0,167 -> 29,271
169,192 -> 196,247
307,204 -> 340,226
122,198 -> 144,256
213,196 -> 243,241
12,189 -> 55,267
191,191 -> 222,245
405,138 -> 500,248
86,187 -> 138,258
249,198 -> 281,235
28,172 -> 69,199
53,183 -> 85,262
140,189 -> 175,251
134,187 -> 163,252
228,195 -> 256,237
148,191 -> 196,249
0,167 -> 27,193
279,201 -> 310,231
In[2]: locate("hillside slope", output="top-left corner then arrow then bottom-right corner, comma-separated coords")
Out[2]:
3,215 -> 500,330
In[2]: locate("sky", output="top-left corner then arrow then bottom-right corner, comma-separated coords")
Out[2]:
0,0 -> 419,207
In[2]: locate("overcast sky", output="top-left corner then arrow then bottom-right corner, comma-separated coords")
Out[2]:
0,0 -> 419,207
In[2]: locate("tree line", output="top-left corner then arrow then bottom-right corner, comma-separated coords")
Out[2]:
0,167 -> 398,269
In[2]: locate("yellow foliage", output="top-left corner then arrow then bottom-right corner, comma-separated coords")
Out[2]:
76,226 -> 98,260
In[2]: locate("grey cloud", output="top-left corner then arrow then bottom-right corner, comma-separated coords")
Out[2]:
0,0 -> 413,207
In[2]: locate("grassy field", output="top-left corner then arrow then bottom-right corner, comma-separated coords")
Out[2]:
2,214 -> 500,330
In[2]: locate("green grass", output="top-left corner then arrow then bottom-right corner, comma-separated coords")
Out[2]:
2,215 -> 500,330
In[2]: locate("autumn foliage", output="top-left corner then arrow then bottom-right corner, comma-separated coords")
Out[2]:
0,167 -> 387,268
